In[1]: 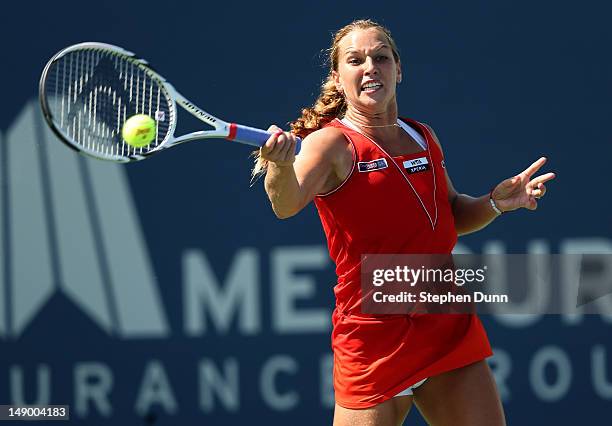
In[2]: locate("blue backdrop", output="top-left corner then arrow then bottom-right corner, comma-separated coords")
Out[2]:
1,1 -> 611,425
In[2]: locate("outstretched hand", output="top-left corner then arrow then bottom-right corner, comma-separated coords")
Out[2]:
492,157 -> 556,212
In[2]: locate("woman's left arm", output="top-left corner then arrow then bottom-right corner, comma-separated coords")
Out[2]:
424,125 -> 556,236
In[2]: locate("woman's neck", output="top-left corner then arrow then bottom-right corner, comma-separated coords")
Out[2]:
343,106 -> 401,138
344,107 -> 398,127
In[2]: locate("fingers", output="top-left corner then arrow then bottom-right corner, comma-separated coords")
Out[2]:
521,156 -> 547,178
260,125 -> 297,166
529,172 -> 556,186
267,124 -> 282,133
496,157 -> 554,212
262,125 -> 283,156
529,182 -> 545,199
279,131 -> 296,159
530,183 -> 546,199
526,171 -> 555,200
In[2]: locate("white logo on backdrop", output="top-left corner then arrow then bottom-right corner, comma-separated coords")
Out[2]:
0,101 -> 169,339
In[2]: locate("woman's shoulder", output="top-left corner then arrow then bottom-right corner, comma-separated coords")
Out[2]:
303,124 -> 349,148
298,124 -> 352,162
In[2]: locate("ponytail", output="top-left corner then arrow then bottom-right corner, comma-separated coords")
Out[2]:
251,75 -> 347,180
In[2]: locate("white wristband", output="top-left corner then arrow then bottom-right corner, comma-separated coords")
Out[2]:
489,196 -> 503,216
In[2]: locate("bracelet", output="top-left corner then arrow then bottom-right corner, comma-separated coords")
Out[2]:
489,190 -> 503,216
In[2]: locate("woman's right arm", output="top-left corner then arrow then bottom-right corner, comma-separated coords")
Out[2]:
261,125 -> 350,219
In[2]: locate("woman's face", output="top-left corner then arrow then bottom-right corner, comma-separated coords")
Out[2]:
333,28 -> 402,113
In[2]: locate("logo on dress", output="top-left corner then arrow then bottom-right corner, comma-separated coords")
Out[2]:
358,158 -> 388,172
403,157 -> 430,174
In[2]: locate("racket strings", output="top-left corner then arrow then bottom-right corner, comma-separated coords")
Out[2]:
43,48 -> 174,159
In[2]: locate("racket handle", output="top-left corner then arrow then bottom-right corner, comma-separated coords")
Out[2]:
228,123 -> 302,154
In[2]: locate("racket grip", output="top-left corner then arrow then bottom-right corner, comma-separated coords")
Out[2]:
228,123 -> 302,154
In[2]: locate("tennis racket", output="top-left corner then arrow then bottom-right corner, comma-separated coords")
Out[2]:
39,42 -> 301,162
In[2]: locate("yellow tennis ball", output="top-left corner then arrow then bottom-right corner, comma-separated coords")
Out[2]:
122,114 -> 156,147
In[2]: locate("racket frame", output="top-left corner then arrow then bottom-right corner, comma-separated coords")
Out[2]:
40,42 -> 282,163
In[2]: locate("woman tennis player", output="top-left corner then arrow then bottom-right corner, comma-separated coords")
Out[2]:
257,19 -> 555,426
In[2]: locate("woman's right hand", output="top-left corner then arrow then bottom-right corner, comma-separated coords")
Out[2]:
260,125 -> 298,167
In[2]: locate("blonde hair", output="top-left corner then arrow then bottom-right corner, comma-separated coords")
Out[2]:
252,19 -> 401,179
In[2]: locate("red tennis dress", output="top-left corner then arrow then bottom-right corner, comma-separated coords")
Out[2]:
313,117 -> 492,409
